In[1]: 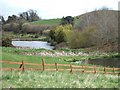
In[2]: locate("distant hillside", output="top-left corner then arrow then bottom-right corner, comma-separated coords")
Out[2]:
75,10 -> 119,52
31,18 -> 61,26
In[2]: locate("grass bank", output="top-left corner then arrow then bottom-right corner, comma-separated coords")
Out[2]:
1,47 -> 119,68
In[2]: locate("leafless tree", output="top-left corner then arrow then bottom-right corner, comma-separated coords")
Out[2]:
19,9 -> 40,22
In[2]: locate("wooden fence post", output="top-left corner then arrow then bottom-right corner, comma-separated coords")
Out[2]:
104,67 -> 106,74
22,60 -> 24,72
11,68 -> 12,72
82,65 -> 84,73
113,67 -> 115,74
94,66 -> 96,74
42,58 -> 45,71
55,63 -> 58,71
70,64 -> 73,74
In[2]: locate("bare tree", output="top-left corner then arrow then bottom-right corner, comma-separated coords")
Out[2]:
28,9 -> 40,21
19,9 -> 40,22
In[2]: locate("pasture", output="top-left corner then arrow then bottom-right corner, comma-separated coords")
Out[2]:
1,70 -> 119,88
1,47 -> 119,89
31,19 -> 61,26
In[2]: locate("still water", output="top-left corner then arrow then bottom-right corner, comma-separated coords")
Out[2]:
74,57 -> 120,68
12,41 -> 54,50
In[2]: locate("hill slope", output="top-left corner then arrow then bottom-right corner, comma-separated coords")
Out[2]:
31,18 -> 61,26
75,10 -> 119,51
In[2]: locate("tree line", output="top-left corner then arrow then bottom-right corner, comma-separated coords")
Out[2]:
1,9 -> 40,24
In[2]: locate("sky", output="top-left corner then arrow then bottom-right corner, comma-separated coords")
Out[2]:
0,0 -> 119,20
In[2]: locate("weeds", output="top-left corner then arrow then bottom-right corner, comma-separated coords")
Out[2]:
1,71 -> 119,88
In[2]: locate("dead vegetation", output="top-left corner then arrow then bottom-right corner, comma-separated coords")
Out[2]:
75,10 -> 119,52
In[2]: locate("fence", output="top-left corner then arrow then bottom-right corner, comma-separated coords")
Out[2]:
0,59 -> 120,74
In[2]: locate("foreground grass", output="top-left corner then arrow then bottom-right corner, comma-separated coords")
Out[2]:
1,71 -> 119,88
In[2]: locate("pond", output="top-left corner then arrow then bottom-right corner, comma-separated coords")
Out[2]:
74,57 -> 120,68
12,41 -> 54,50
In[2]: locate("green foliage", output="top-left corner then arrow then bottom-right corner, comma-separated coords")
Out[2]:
60,16 -> 74,26
49,25 -> 72,44
49,29 -> 56,41
66,26 -> 96,48
2,36 -> 13,47
42,29 -> 50,36
1,32 -> 13,47
56,30 -> 65,43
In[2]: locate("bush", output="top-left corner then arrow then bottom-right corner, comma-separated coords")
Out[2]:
3,23 -> 19,33
42,29 -> 50,36
66,26 -> 96,48
49,29 -> 56,41
22,23 -> 54,34
49,25 -> 72,44
2,36 -> 13,47
60,16 -> 74,26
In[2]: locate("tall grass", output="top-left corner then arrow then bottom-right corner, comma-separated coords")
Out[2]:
1,71 -> 119,88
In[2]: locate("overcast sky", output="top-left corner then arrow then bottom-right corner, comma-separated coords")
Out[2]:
0,0 -> 119,20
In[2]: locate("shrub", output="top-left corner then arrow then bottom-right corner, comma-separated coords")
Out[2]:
49,25 -> 72,44
60,16 -> 74,26
21,23 -> 30,33
49,29 -> 56,41
3,23 -> 19,33
22,23 -> 54,34
1,32 -> 13,47
42,29 -> 50,36
2,36 -> 13,47
66,26 -> 96,48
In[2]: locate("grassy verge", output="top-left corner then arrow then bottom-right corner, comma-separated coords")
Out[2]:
1,70 -> 119,88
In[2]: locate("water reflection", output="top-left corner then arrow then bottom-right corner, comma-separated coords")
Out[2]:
12,41 -> 54,50
75,57 -> 120,68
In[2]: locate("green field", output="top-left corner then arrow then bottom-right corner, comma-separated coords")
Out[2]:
31,18 -> 61,26
1,70 -> 119,88
1,47 -> 119,88
1,47 -> 82,69
1,47 -> 119,68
